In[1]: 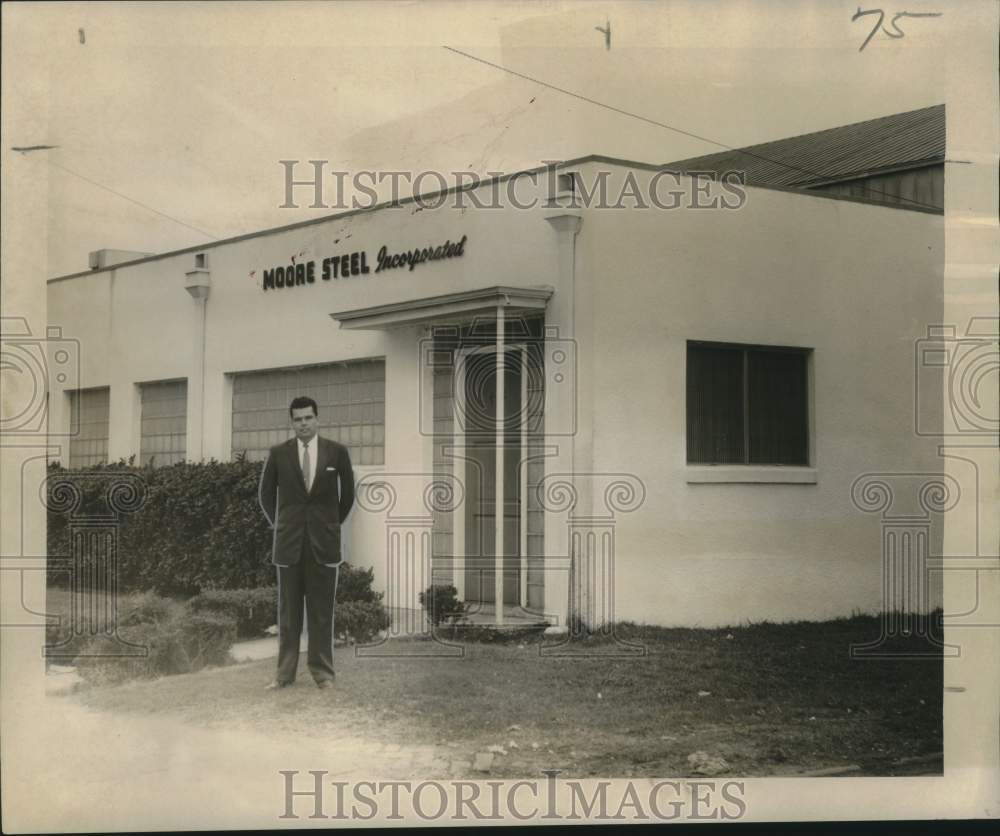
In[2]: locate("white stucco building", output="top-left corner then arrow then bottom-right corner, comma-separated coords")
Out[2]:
47,111 -> 947,629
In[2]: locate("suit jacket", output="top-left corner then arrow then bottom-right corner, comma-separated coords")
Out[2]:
258,436 -> 355,567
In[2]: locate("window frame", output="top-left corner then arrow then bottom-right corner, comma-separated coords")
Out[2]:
138,377 -> 189,467
685,340 -> 815,480
68,386 -> 111,468
229,357 -> 386,465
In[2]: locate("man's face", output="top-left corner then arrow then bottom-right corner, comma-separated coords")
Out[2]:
291,407 -> 318,441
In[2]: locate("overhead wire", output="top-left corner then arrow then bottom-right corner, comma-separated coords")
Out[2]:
443,46 -> 944,212
47,159 -> 218,239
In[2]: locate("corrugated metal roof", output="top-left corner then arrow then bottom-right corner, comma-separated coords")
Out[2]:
664,104 -> 945,188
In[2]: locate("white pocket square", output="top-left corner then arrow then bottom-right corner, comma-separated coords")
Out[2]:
326,466 -> 337,471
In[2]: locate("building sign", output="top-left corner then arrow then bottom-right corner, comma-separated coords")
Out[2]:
261,235 -> 467,291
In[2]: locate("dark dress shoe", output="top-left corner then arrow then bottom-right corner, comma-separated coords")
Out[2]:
315,679 -> 334,690
265,680 -> 291,690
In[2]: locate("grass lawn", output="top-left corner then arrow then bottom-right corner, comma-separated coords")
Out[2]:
73,615 -> 943,778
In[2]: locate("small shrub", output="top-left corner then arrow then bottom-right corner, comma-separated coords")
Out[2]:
45,591 -> 178,656
418,584 -> 468,627
119,591 -> 178,627
185,567 -> 383,640
188,587 -> 277,639
336,564 -> 382,604
74,625 -> 176,686
179,612 -> 238,668
73,601 -> 236,685
335,601 -> 391,644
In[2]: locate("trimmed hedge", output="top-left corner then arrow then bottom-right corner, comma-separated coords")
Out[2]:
46,459 -> 354,596
47,461 -> 392,645
188,587 -> 277,639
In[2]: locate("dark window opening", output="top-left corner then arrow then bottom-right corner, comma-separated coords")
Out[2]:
687,342 -> 810,465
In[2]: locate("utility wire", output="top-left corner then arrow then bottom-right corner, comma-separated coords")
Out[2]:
47,159 -> 218,239
443,46 -> 943,212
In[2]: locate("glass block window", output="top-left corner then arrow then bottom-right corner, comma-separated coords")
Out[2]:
68,387 -> 110,468
231,359 -> 385,465
139,379 -> 188,466
687,342 -> 810,466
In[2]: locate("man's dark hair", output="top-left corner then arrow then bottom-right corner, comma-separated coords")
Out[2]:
289,396 -> 319,417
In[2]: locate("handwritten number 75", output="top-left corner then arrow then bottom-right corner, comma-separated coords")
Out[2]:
852,8 -> 943,52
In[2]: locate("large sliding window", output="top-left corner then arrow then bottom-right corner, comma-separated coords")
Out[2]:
68,387 -> 110,467
231,359 -> 385,465
139,379 -> 188,466
687,342 -> 810,466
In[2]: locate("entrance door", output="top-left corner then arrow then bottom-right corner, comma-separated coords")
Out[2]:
463,349 -> 522,605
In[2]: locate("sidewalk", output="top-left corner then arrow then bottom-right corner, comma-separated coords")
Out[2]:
45,633 -> 329,696
230,634 -> 286,662
11,697 -> 452,832
230,632 -> 353,662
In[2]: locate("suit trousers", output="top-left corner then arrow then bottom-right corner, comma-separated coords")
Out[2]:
275,538 -> 340,684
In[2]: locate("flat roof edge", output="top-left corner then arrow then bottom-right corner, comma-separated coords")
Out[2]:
48,155 -> 942,284
46,155 -> 635,284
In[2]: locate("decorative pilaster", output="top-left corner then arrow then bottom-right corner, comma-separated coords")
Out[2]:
543,211 -> 582,630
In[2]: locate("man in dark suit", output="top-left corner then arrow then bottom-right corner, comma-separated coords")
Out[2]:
258,396 -> 355,689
